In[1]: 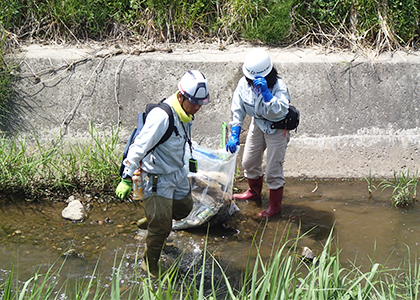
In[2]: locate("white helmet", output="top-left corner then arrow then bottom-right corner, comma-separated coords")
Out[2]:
178,70 -> 210,105
242,49 -> 273,79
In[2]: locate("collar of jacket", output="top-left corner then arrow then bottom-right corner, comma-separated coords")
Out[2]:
169,92 -> 193,123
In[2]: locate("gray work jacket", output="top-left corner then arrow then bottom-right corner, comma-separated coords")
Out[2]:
122,98 -> 192,178
229,76 -> 290,134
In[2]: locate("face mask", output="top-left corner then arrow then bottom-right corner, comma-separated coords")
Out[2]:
251,83 -> 261,95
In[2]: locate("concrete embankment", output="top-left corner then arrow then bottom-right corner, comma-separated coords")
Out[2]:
7,44 -> 420,179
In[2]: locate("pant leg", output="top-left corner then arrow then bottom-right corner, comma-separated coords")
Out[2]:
141,166 -> 191,272
242,118 -> 266,179
173,192 -> 193,220
143,193 -> 173,262
142,168 -> 191,269
172,167 -> 193,219
264,129 -> 290,190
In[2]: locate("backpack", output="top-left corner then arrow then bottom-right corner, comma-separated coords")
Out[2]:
119,100 -> 177,177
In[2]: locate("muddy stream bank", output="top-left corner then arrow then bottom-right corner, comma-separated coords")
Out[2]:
1,179 -> 418,290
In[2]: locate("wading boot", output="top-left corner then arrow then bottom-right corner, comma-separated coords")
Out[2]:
136,217 -> 148,230
233,177 -> 263,201
141,248 -> 160,278
258,187 -> 283,218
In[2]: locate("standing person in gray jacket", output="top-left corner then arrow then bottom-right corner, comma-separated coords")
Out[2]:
226,49 -> 291,218
115,70 -> 210,277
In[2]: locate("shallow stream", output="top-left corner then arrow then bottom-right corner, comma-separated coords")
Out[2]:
1,179 -> 419,291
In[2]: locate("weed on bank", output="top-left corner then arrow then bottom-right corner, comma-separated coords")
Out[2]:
1,0 -> 419,51
0,122 -> 121,201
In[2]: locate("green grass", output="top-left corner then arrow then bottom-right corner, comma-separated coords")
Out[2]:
2,226 -> 420,299
0,33 -> 17,129
363,169 -> 377,200
0,122 -> 122,201
379,169 -> 418,207
242,0 -> 294,45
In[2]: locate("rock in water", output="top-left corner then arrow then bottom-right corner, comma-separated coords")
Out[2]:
302,246 -> 315,261
62,200 -> 86,221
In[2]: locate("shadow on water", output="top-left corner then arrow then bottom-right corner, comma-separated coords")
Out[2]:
0,179 -> 418,291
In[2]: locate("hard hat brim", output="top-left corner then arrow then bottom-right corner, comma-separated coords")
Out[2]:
242,62 -> 273,80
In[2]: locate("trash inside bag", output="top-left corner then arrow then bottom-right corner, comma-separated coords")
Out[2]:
173,143 -> 239,230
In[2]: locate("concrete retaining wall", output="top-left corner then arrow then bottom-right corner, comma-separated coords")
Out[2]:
7,44 -> 420,179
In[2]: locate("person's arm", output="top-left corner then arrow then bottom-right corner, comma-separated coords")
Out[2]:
261,79 -> 290,122
226,82 -> 246,153
229,82 -> 247,128
122,109 -> 171,178
116,109 -> 170,201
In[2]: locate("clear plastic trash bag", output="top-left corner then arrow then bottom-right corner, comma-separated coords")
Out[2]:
173,143 -> 239,230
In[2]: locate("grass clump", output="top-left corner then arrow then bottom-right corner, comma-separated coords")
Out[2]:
379,169 -> 418,207
242,0 -> 294,45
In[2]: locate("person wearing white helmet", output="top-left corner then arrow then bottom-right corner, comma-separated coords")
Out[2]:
226,49 -> 291,219
116,70 -> 209,277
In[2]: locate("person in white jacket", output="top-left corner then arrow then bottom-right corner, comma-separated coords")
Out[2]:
226,49 -> 291,219
116,70 -> 210,277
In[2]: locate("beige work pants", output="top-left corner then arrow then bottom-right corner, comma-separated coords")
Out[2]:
242,118 -> 290,190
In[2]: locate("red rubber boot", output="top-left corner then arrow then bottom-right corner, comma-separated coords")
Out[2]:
258,187 -> 283,218
233,177 -> 263,201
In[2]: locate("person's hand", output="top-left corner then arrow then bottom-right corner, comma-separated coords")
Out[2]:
116,179 -> 132,201
226,126 -> 241,153
254,76 -> 273,102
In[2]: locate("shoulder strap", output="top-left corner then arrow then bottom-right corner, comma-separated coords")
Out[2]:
144,100 -> 175,152
155,102 -> 174,145
119,101 -> 176,177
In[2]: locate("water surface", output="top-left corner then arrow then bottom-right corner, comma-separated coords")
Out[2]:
0,179 -> 417,288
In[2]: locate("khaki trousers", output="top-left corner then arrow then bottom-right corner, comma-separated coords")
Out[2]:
242,118 -> 290,190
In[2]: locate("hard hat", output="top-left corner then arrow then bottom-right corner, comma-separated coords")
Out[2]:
242,49 -> 273,79
178,70 -> 210,105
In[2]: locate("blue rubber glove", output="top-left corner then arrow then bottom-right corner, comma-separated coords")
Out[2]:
226,126 -> 241,153
116,179 -> 132,201
254,76 -> 273,102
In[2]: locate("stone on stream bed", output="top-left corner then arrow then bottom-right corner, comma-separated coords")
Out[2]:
61,197 -> 87,221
